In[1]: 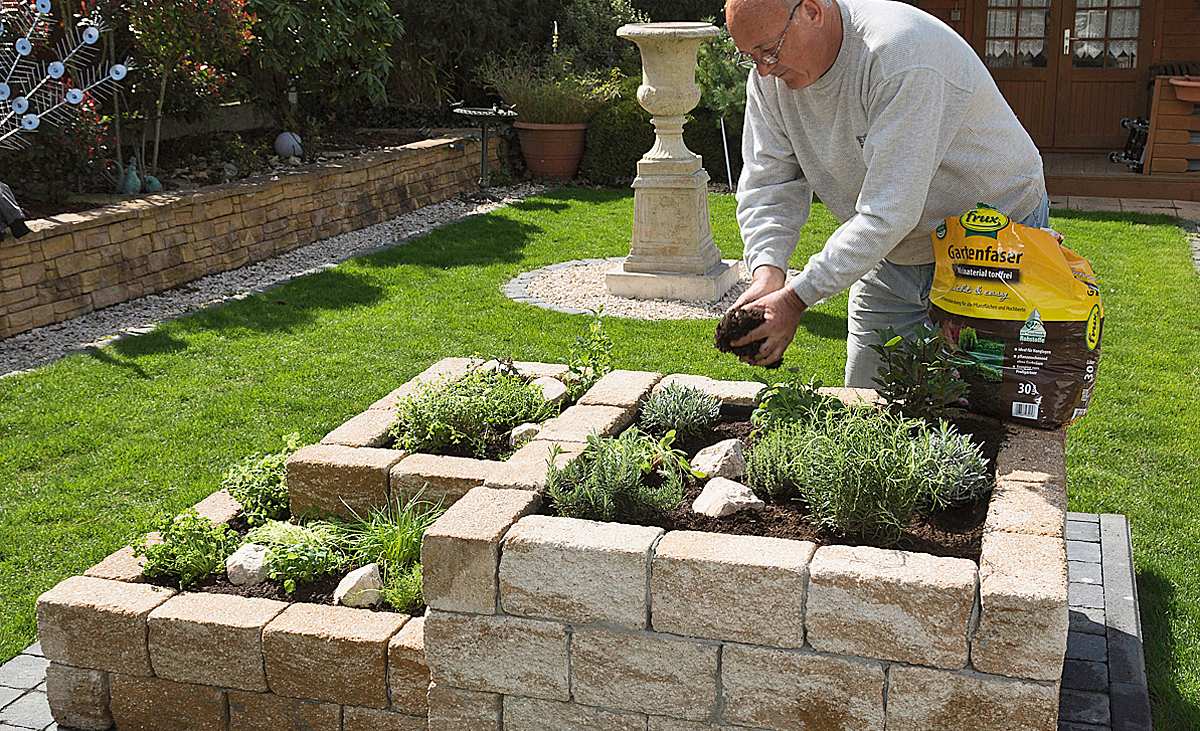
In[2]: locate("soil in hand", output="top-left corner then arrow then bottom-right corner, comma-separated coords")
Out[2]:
715,308 -> 782,369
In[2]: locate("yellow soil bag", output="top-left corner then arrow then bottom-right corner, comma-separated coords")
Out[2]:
929,205 -> 1103,429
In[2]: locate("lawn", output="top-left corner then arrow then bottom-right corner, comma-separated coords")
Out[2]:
0,188 -> 1196,726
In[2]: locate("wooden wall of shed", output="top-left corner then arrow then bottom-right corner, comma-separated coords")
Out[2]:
1154,0 -> 1200,64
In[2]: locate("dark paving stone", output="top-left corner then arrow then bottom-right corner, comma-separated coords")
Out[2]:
1109,681 -> 1154,731
1070,582 -> 1107,609
1067,520 -> 1102,542
16,647 -> 39,660
1067,540 -> 1102,563
1070,607 -> 1107,636
1069,560 -> 1103,585
1060,724 -> 1110,731
1060,689 -> 1112,726
1067,512 -> 1100,523
0,656 -> 46,691
1063,659 -> 1109,693
0,691 -> 52,729
1067,631 -> 1109,663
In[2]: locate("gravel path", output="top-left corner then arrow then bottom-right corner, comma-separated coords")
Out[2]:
0,184 -> 544,377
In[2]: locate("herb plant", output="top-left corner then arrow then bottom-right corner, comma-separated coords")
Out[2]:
133,509 -> 238,589
245,520 -> 351,594
339,497 -> 445,568
639,383 -> 721,441
565,310 -> 615,399
381,562 -> 424,613
869,325 -> 969,422
221,433 -> 302,526
916,420 -> 993,508
751,373 -> 845,432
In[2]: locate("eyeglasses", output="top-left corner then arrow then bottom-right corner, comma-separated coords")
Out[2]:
735,1 -> 804,70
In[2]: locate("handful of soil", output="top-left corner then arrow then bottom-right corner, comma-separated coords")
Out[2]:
715,308 -> 782,369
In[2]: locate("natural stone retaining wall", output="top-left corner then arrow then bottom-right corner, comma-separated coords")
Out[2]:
0,137 -> 500,341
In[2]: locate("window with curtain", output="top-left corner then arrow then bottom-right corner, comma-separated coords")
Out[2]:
1072,0 -> 1140,69
984,0 -> 1051,69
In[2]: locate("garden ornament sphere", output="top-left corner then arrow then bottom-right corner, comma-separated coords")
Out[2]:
274,131 -> 304,158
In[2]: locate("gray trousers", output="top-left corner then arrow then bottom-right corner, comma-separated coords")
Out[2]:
844,195 -> 1051,388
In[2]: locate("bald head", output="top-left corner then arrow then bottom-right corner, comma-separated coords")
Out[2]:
726,0 -> 843,90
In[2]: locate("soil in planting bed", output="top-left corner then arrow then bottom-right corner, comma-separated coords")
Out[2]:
714,308 -> 783,369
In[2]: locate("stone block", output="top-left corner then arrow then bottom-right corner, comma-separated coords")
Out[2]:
985,472 -> 1067,538
972,532 -> 1069,681
513,361 -> 571,379
571,629 -> 718,721
322,409 -> 397,448
192,488 -> 242,524
427,683 -> 501,731
577,369 -> 663,408
996,425 -> 1067,486
805,545 -> 977,669
389,615 -> 429,715
109,674 -> 226,731
84,542 -> 154,583
227,690 -> 340,731
720,644 -> 885,731
651,531 -> 813,647
369,358 -> 482,411
536,405 -> 636,443
501,516 -> 662,628
45,663 -> 111,731
148,593 -> 288,690
36,576 -> 175,675
423,611 -> 569,700
483,440 -> 585,492
422,487 -> 541,614
655,374 -> 764,407
391,453 -> 503,506
817,386 -> 885,406
504,696 -> 646,730
262,604 -> 408,708
286,444 -> 403,519
886,665 -> 1059,731
343,706 -> 427,731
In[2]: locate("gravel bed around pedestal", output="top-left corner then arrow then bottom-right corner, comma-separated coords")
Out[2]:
0,184 -> 545,377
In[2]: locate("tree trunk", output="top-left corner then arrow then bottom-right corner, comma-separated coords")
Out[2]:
150,68 -> 169,176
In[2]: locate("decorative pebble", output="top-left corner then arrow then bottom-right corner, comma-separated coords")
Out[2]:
226,543 -> 269,586
334,563 -> 383,608
692,477 -> 765,518
692,439 -> 747,480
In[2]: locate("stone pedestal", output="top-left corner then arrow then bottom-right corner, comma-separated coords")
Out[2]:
606,22 -> 738,303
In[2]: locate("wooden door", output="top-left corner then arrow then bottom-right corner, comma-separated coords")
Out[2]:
973,0 -> 1061,147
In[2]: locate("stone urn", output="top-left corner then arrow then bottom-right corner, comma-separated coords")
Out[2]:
606,22 -> 739,302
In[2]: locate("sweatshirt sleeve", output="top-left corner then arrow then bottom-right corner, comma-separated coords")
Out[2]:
736,74 -> 812,277
789,67 -> 956,308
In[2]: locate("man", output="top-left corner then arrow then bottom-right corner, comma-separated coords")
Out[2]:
725,0 -> 1048,386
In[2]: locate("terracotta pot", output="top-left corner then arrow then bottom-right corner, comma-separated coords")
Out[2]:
513,122 -> 588,179
1168,76 -> 1200,104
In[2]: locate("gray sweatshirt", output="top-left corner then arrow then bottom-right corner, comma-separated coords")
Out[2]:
736,0 -> 1045,307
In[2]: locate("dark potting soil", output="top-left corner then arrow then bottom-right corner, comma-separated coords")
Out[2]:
714,308 -> 783,369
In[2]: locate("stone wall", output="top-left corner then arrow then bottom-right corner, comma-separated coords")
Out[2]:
0,137 -> 500,341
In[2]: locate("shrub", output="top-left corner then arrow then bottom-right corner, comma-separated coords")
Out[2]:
751,373 -> 845,433
565,310 -> 615,399
245,520 -> 351,593
477,54 -> 623,124
221,433 -> 301,526
390,368 -> 557,459
633,0 -> 724,21
916,420 -> 993,508
547,429 -> 698,522
133,509 -> 238,589
381,562 -> 424,613
639,383 -> 721,441
555,0 -> 649,72
870,325 -> 969,422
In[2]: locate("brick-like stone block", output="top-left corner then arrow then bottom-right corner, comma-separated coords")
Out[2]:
501,516 -> 662,629
720,645 -> 885,730
192,489 -> 242,524
148,593 -> 288,690
972,532 -> 1069,681
578,370 -> 663,408
423,611 -> 569,700
109,674 -> 226,731
571,629 -> 718,721
427,683 -> 500,731
886,665 -> 1059,731
391,453 -> 503,506
536,405 -> 636,443
370,358 -> 482,411
389,616 -> 429,715
985,472 -> 1067,538
322,409 -> 397,448
483,440 -> 585,492
227,690 -> 340,731
263,604 -> 408,708
817,386 -> 884,407
655,374 -> 764,407
996,425 -> 1067,486
504,696 -> 646,730
36,576 -> 175,675
45,663 -> 111,731
84,539 -> 157,582
513,361 -> 571,379
651,531 -> 814,647
343,706 -> 427,731
287,444 -> 403,519
805,545 -> 978,669
423,487 -> 541,614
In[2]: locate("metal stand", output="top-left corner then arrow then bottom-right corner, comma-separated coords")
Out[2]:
451,102 -> 519,202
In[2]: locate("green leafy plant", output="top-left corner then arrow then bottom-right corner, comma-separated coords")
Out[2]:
639,383 -> 721,441
390,367 -> 557,459
339,496 -> 445,570
133,509 -> 239,589
565,310 -> 615,399
221,433 -> 302,525
245,520 -> 351,593
547,429 -> 699,522
751,373 -> 845,433
695,23 -> 747,132
916,420 -> 993,508
869,325 -> 969,422
381,561 -> 424,613
553,0 -> 649,72
477,54 -> 623,124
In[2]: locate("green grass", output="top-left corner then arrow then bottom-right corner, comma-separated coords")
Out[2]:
0,189 -> 1196,726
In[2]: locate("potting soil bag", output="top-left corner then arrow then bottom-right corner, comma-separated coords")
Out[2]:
929,204 -> 1103,429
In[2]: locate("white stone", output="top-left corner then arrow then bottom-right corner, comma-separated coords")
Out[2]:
532,376 -> 568,406
509,422 -> 541,448
226,544 -> 269,586
691,439 -> 745,479
691,477 -> 763,518
334,564 -> 383,608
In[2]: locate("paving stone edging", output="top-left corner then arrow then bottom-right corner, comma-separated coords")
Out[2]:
501,257 -> 627,315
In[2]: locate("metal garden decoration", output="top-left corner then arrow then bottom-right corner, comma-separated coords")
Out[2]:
0,0 -> 129,150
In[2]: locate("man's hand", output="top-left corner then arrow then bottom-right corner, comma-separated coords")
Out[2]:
732,283 -> 807,367
733,265 -> 786,310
